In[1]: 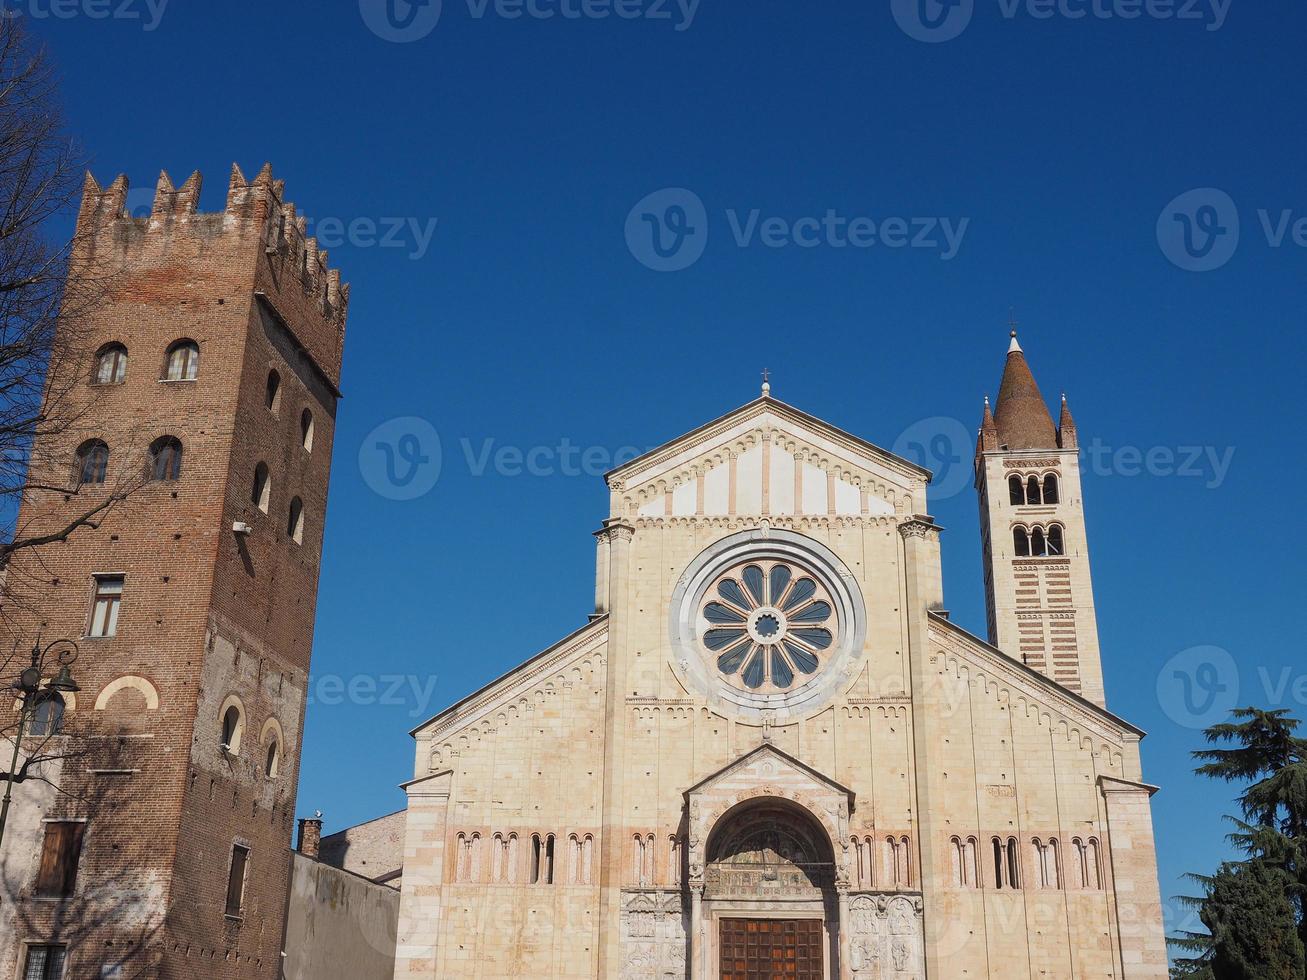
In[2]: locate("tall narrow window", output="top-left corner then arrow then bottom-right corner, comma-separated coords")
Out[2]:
582,835 -> 593,885
264,738 -> 279,778
1006,837 -> 1021,888
265,370 -> 281,412
75,440 -> 109,486
668,835 -> 681,886
1013,526 -> 1030,557
1030,526 -> 1047,557
94,343 -> 128,385
1047,524 -> 1065,556
508,834 -> 519,884
301,409 -> 315,452
530,834 -> 542,884
492,833 -> 505,883
21,945 -> 66,980
455,833 -> 469,881
992,837 -> 1005,889
1033,838 -> 1058,888
225,844 -> 250,917
1008,475 -> 1025,505
287,497 -> 304,544
1043,473 -> 1060,504
29,692 -> 65,737
252,463 -> 271,513
1026,474 -> 1042,505
569,835 -> 582,884
633,836 -> 646,884
164,339 -> 199,381
964,837 -> 978,887
1087,838 -> 1102,889
544,834 -> 556,885
148,436 -> 183,481
220,703 -> 244,754
89,575 -> 124,637
35,822 -> 85,897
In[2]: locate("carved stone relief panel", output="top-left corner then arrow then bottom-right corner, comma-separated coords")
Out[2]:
846,893 -> 925,980
620,888 -> 688,979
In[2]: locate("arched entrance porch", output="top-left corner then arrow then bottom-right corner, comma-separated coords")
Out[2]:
700,797 -> 839,979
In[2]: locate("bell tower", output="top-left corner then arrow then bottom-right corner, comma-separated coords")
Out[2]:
974,331 -> 1105,706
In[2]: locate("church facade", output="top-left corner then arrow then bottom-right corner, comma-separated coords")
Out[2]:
392,337 -> 1169,979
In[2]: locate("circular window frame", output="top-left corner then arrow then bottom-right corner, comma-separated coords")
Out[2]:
669,528 -> 867,722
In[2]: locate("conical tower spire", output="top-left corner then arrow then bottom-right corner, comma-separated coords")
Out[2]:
976,394 -> 999,458
1058,392 -> 1078,449
993,330 -> 1057,450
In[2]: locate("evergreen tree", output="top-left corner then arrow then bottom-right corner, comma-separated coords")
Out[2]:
1170,708 -> 1307,977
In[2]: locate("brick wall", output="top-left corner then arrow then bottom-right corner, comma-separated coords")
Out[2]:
0,164 -> 348,980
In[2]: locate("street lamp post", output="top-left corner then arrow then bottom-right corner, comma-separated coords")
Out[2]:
0,638 -> 79,848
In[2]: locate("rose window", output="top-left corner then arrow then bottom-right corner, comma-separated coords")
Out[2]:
699,560 -> 835,693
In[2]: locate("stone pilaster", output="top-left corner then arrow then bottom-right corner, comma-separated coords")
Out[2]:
1100,776 -> 1168,979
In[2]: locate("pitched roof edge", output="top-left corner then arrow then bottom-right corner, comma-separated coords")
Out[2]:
605,396 -> 931,486
408,614 -> 609,737
682,741 -> 856,804
927,611 -> 1145,739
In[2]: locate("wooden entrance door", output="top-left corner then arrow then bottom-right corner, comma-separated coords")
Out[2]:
719,918 -> 823,980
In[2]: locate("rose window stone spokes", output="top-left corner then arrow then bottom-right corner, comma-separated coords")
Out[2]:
700,560 -> 835,693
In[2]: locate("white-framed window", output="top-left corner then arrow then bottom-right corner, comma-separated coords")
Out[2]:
89,575 -> 124,637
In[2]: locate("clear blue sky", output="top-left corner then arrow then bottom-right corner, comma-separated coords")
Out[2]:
23,0 -> 1306,951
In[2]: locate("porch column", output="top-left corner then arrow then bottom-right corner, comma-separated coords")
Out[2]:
690,884 -> 705,979
836,888 -> 851,979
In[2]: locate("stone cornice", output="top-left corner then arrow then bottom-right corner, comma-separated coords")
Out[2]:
1098,774 -> 1160,798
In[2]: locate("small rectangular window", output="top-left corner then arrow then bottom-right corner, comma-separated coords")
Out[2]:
89,575 -> 124,638
35,822 -> 85,898
22,944 -> 66,979
225,844 -> 250,917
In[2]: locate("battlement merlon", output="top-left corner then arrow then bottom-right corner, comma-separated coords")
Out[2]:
71,162 -> 350,386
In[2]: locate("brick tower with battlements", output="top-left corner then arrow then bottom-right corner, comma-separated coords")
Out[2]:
0,163 -> 348,979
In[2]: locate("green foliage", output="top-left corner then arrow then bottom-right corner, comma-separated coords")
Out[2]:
1171,707 -> 1307,978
